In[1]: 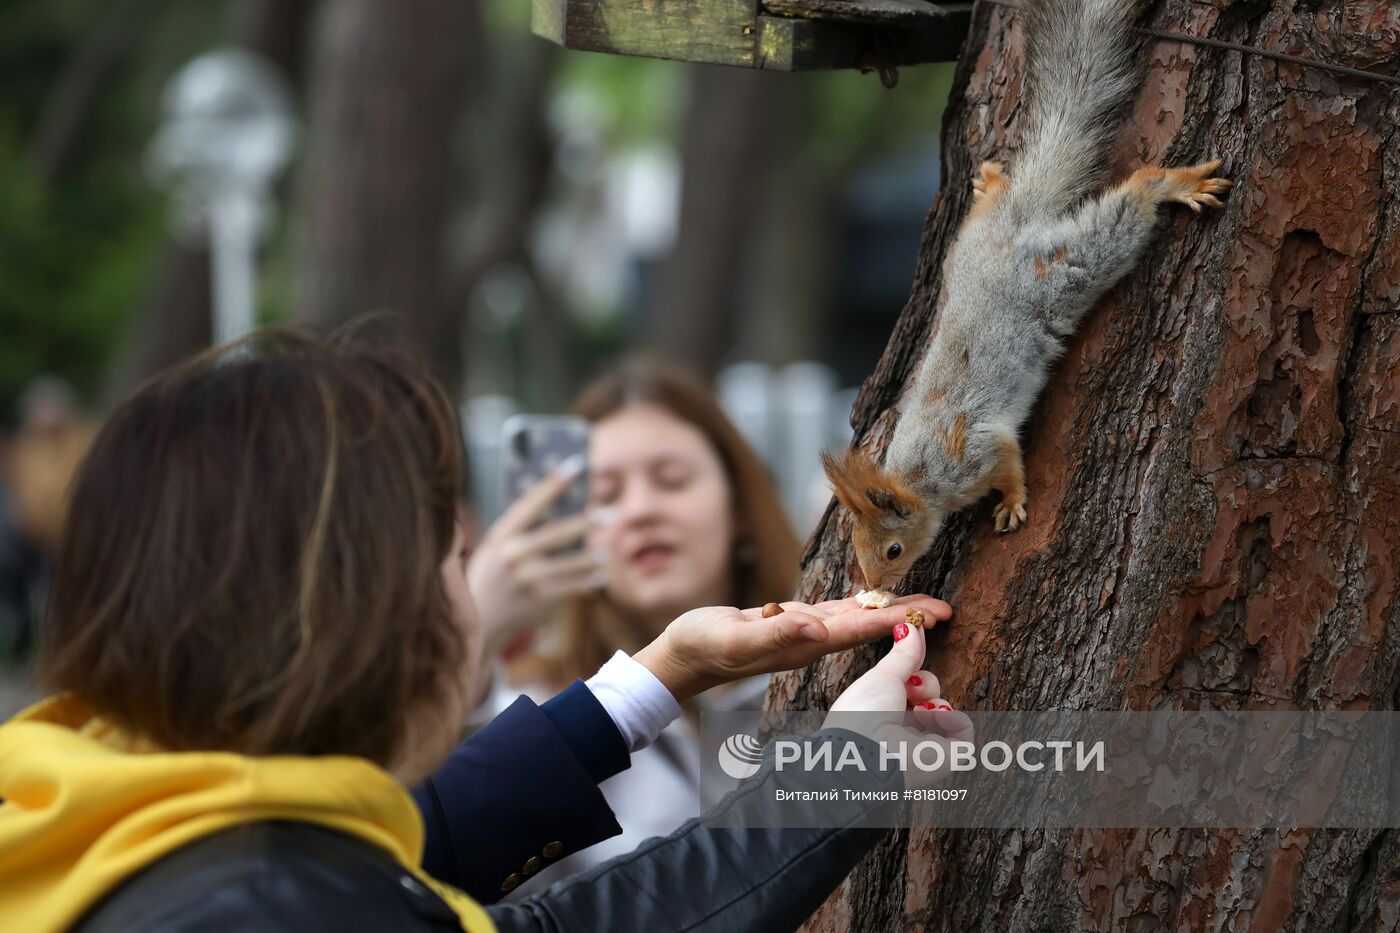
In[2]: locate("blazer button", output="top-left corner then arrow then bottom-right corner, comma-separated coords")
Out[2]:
500,873 -> 521,893
522,856 -> 543,875
543,841 -> 563,858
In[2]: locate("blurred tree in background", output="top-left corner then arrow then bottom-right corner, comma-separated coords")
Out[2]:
0,0 -> 953,420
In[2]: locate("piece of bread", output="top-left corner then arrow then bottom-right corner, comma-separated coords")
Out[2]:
854,589 -> 895,610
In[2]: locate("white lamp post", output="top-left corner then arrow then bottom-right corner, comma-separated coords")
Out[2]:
147,49 -> 296,345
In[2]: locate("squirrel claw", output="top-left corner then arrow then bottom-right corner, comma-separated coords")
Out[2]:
1166,161 -> 1232,213
993,500 -> 1027,533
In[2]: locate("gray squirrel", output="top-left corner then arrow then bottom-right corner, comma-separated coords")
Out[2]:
823,0 -> 1231,593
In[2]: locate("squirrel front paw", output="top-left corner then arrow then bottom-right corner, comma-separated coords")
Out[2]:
1164,159 -> 1232,213
972,160 -> 1009,200
992,496 -> 1027,533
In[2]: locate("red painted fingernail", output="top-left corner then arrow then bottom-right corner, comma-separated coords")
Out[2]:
933,700 -> 953,711
916,701 -> 937,710
908,675 -> 922,687
893,623 -> 909,641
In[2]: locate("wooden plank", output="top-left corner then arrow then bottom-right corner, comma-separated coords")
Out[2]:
755,9 -> 969,71
531,0 -> 972,72
532,0 -> 762,68
762,0 -> 968,27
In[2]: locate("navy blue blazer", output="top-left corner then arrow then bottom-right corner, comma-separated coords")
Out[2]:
413,681 -> 630,903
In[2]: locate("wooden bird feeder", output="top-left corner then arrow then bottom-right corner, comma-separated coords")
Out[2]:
531,0 -> 973,76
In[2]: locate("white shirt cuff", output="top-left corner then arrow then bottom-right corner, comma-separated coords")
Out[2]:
585,650 -> 683,752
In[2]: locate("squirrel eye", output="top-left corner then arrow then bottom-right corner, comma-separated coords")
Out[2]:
886,543 -> 903,560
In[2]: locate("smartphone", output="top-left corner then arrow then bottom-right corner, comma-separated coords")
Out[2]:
501,415 -> 591,534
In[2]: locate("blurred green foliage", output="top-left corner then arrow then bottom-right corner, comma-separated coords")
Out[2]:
0,1 -> 220,421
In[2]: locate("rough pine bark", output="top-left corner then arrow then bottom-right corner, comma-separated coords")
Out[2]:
773,1 -> 1400,930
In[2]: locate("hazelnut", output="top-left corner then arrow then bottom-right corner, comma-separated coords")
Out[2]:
761,602 -> 783,618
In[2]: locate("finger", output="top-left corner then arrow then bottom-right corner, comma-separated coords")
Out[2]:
900,721 -> 951,757
515,513 -> 597,558
893,594 -> 953,622
811,594 -> 951,618
910,703 -> 971,740
741,600 -> 812,621
515,549 -> 602,585
816,608 -> 908,652
761,610 -> 827,648
492,457 -> 586,538
721,610 -> 827,663
904,671 -> 942,703
910,705 -> 940,731
535,569 -> 607,601
819,600 -> 943,652
929,708 -> 974,743
869,621 -> 926,681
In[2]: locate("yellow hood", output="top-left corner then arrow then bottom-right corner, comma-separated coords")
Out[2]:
0,695 -> 493,932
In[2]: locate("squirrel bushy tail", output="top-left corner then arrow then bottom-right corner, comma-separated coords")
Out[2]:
1011,0 -> 1148,218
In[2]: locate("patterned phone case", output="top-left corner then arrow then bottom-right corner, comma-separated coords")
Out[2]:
501,415 -> 590,529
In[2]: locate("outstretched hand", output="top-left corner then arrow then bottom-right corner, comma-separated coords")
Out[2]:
632,594 -> 952,704
825,620 -> 974,789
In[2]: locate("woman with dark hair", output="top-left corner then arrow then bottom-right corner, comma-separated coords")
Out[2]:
0,331 -> 961,932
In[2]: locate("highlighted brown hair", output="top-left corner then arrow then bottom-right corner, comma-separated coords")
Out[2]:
40,328 -> 465,767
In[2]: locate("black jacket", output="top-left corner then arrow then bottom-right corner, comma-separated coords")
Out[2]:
76,731 -> 901,933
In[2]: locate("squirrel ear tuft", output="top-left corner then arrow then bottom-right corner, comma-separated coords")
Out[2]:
865,488 -> 911,519
821,448 -> 920,521
821,448 -> 876,518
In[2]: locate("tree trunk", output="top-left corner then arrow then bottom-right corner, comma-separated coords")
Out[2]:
735,82 -> 842,367
450,37 -> 570,409
648,66 -> 793,375
777,1 -> 1400,930
296,0 -> 476,390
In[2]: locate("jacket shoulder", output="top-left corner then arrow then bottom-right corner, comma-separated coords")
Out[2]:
75,821 -> 463,933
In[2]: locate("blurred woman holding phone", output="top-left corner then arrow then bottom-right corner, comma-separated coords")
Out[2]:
466,360 -> 916,892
